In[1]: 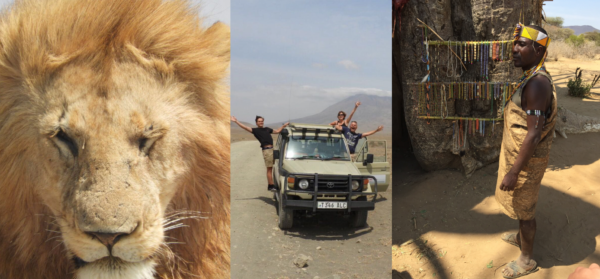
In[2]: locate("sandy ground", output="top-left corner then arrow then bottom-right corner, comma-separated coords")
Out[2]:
546,58 -> 600,116
393,59 -> 600,279
231,140 -> 392,279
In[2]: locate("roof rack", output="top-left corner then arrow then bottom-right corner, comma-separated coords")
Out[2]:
288,123 -> 338,131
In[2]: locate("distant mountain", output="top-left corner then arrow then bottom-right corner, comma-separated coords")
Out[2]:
564,25 -> 600,35
266,94 -> 392,133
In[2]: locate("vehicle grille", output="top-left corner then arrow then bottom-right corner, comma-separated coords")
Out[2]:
309,179 -> 351,192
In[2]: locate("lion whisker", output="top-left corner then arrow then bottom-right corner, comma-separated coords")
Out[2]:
162,217 -> 189,226
163,223 -> 188,231
164,210 -> 210,218
162,216 -> 208,226
44,235 -> 63,244
50,241 -> 65,254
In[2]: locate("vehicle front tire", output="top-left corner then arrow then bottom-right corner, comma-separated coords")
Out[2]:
278,195 -> 294,230
349,210 -> 368,228
349,196 -> 368,228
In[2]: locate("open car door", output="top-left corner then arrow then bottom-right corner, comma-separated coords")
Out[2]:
353,138 -> 390,192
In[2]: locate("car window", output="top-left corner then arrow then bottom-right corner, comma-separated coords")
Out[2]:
286,136 -> 350,161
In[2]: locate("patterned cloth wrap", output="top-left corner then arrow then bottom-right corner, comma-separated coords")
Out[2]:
495,71 -> 557,220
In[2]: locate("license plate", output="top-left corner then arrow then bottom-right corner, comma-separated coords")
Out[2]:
317,201 -> 347,209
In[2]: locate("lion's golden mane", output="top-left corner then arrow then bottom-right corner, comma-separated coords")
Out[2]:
0,0 -> 230,278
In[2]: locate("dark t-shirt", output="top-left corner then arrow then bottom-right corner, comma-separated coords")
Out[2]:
341,126 -> 362,154
252,127 -> 274,148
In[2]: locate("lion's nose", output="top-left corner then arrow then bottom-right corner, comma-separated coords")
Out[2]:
86,232 -> 128,250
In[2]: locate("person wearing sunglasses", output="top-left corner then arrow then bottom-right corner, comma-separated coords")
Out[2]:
329,101 -> 360,127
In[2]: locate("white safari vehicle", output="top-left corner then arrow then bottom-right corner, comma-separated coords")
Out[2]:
272,123 -> 390,229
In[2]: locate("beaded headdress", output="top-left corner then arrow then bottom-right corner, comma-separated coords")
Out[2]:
513,23 -> 551,47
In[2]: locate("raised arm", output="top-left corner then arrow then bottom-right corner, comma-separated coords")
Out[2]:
500,76 -> 552,191
344,101 -> 361,125
272,122 -> 290,134
361,125 -> 383,138
231,116 -> 253,133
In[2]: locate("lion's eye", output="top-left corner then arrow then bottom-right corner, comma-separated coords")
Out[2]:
55,130 -> 78,157
139,137 -> 158,156
139,138 -> 148,151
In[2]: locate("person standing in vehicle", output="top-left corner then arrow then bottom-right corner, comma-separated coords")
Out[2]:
231,115 -> 289,191
336,121 -> 383,161
330,101 -> 361,127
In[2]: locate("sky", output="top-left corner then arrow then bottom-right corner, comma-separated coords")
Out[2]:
231,0 -> 391,123
0,0 -> 230,26
543,0 -> 600,28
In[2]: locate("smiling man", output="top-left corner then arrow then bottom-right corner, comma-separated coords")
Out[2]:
336,121 -> 383,161
231,115 -> 289,191
495,24 -> 557,278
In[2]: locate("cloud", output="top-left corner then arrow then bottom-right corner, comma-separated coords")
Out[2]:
312,63 -> 327,69
337,60 -> 359,70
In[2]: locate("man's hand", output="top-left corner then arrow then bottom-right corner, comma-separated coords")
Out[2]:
500,171 -> 519,191
355,101 -> 361,108
568,263 -> 600,279
377,125 -> 384,132
231,116 -> 252,133
273,122 -> 290,134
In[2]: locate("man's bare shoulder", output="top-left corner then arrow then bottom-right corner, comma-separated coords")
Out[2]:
524,75 -> 552,99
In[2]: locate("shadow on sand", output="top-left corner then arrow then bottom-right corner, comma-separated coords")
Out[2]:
392,133 -> 600,279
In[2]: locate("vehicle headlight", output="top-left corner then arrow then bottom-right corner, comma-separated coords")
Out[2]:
352,180 -> 360,191
299,179 -> 309,189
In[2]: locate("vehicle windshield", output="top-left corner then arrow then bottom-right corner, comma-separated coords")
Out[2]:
285,136 -> 350,161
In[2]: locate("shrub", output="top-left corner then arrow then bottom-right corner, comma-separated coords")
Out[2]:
544,24 -> 574,42
583,31 -> 600,46
545,16 -> 564,28
547,41 -> 600,60
583,31 -> 600,42
566,34 -> 586,47
567,68 -> 599,98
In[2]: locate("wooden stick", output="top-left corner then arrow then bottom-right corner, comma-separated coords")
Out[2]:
427,40 -> 514,45
418,116 -> 504,121
416,18 -> 468,71
407,82 -> 516,86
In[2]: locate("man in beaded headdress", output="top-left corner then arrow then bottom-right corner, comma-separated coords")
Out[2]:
495,23 -> 557,278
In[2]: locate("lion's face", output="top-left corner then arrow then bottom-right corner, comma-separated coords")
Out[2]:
37,63 -> 191,277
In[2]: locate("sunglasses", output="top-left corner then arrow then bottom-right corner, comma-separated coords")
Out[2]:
338,114 -> 345,116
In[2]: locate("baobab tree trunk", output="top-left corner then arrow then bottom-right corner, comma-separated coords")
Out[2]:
393,0 -> 545,176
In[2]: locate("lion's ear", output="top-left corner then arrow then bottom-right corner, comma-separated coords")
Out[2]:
203,22 -> 230,66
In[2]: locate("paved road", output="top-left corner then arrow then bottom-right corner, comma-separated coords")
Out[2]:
231,141 -> 392,279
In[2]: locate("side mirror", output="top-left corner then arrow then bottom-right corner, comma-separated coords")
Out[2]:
273,150 -> 280,161
363,154 -> 374,166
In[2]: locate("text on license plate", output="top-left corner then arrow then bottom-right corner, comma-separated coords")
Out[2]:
317,202 -> 347,209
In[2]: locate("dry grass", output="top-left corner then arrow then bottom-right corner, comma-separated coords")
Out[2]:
548,41 -> 600,61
